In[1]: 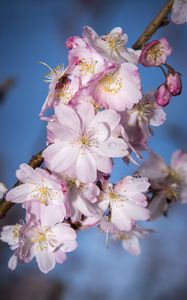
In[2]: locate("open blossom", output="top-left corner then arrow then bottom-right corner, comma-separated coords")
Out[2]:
100,217 -> 152,255
98,176 -> 150,231
139,38 -> 172,67
120,92 -> 166,151
6,164 -> 66,220
138,150 -> 187,219
0,224 -> 21,270
171,0 -> 187,24
93,63 -> 142,111
68,40 -> 108,87
1,208 -> 77,273
82,26 -> 141,64
39,63 -> 80,120
43,102 -> 128,183
62,176 -> 100,222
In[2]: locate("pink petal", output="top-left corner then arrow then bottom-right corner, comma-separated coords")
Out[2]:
6,183 -> 35,203
55,249 -> 67,264
76,150 -> 96,182
55,103 -> 81,133
95,137 -> 128,158
43,142 -> 80,173
35,251 -> 56,273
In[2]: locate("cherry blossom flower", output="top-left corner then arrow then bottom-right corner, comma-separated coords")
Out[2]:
138,150 -> 187,219
1,208 -> 77,273
120,92 -> 166,152
98,176 -> 150,231
93,63 -> 142,111
0,224 -> 22,270
6,164 -> 66,220
62,176 -> 100,222
171,0 -> 187,24
156,84 -> 172,106
83,26 -> 141,64
43,102 -> 128,182
166,72 -> 182,96
139,38 -> 172,67
68,41 -> 108,87
39,63 -> 79,120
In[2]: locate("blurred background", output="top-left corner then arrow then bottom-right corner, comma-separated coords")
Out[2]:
0,0 -> 187,299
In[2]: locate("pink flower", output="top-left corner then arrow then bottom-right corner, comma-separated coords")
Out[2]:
63,176 -> 100,222
98,176 -> 150,231
120,92 -> 166,152
83,26 -> 141,64
171,0 -> 187,24
39,64 -> 80,120
6,164 -> 66,220
68,42 -> 108,87
0,224 -> 21,270
166,72 -> 182,96
139,38 -> 172,67
1,209 -> 77,273
112,226 -> 152,255
138,150 -> 187,219
156,84 -> 172,106
43,102 -> 128,183
93,63 -> 142,111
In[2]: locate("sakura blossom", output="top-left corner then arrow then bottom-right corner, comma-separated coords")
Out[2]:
138,150 -> 187,219
83,26 -> 141,64
93,63 -> 142,111
6,164 -> 66,220
62,176 -> 100,222
171,0 -> 187,24
156,84 -> 172,106
120,92 -> 166,152
98,176 -> 150,231
166,72 -> 182,96
43,102 -> 128,182
139,38 -> 172,67
1,208 -> 77,273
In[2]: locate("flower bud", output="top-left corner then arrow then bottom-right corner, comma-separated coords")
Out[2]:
139,38 -> 172,67
166,72 -> 182,96
156,84 -> 172,107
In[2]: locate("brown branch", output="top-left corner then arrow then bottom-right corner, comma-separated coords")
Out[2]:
132,0 -> 174,50
0,0 -> 174,219
0,151 -> 43,218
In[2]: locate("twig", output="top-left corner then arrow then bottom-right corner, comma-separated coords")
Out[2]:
0,0 -> 174,219
132,0 -> 174,50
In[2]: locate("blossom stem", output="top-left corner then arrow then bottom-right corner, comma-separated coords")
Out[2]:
132,0 -> 174,50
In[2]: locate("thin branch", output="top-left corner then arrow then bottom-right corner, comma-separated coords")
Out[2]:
0,0 -> 174,219
0,151 -> 43,218
132,0 -> 174,50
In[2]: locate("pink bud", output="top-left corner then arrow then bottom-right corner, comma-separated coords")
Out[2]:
156,84 -> 172,107
139,38 -> 172,67
166,72 -> 182,96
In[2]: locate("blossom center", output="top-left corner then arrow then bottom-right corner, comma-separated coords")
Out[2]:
78,59 -> 97,76
33,184 -> 56,205
99,72 -> 122,95
104,33 -> 124,52
32,227 -> 57,251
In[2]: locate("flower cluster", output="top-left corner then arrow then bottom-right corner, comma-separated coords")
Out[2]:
0,25 -> 185,272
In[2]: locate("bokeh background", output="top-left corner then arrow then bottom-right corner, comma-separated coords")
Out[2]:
0,0 -> 187,299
